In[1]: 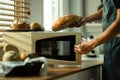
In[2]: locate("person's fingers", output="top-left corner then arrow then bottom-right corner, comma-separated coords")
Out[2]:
75,48 -> 85,54
69,17 -> 85,27
74,44 -> 85,54
69,21 -> 80,27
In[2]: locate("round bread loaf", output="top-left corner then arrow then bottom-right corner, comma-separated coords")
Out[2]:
20,52 -> 28,61
4,45 -> 19,53
30,22 -> 45,31
11,20 -> 30,30
52,14 -> 82,31
2,50 -> 21,61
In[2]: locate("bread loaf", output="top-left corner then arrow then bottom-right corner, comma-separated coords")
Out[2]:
2,50 -> 21,61
30,22 -> 45,31
20,52 -> 28,61
4,45 -> 19,53
52,14 -> 82,31
11,20 -> 30,30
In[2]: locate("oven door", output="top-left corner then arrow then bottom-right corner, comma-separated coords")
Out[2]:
35,36 -> 76,61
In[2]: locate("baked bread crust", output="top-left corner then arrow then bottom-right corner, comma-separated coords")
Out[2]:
11,20 -> 30,30
30,22 -> 45,31
52,14 -> 82,31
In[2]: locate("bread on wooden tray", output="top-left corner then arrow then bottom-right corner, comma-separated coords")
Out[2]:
52,14 -> 82,31
11,20 -> 45,31
11,20 -> 30,30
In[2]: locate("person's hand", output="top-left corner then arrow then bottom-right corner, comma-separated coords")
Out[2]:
69,17 -> 87,28
74,40 -> 95,54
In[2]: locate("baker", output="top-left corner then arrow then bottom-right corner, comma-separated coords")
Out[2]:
52,0 -> 120,79
71,0 -> 120,80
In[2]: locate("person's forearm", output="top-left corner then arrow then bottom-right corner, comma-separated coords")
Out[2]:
85,8 -> 103,23
93,9 -> 120,47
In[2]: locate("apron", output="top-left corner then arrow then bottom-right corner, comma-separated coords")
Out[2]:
102,0 -> 120,80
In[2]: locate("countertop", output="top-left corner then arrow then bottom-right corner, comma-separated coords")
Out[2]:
0,55 -> 104,80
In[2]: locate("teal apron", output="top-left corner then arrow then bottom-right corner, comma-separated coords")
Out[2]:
102,0 -> 120,80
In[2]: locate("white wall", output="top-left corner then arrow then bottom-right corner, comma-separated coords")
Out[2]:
69,0 -> 83,16
29,0 -> 43,25
84,0 -> 101,16
59,0 -> 69,16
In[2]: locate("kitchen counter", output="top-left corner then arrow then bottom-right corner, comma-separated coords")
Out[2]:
0,55 -> 103,80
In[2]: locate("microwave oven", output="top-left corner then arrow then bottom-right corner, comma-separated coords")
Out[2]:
3,32 -> 81,65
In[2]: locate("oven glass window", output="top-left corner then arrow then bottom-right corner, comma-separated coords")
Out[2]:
40,41 -> 70,56
36,36 -> 75,61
